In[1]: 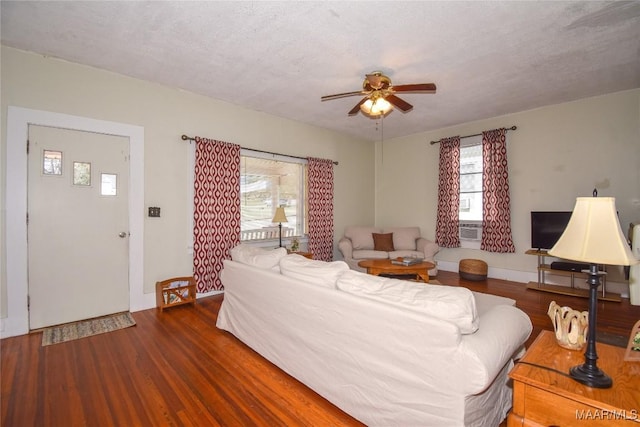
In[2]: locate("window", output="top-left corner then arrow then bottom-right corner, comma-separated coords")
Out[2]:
101,173 -> 118,196
73,161 -> 91,186
459,137 -> 483,248
459,138 -> 483,222
239,153 -> 306,241
43,150 -> 62,175
437,129 -> 512,251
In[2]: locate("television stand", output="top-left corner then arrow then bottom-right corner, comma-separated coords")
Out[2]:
525,249 -> 621,302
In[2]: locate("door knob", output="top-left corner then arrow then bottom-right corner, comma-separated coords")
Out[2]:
119,232 -> 127,238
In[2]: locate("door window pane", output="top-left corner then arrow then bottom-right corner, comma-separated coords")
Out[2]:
73,162 -> 91,186
43,150 -> 62,175
101,173 -> 117,196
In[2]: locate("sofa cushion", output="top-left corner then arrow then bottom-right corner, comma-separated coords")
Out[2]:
352,250 -> 389,260
280,255 -> 350,289
383,227 -> 421,251
373,233 -> 395,252
345,226 -> 382,250
336,270 -> 479,334
230,244 -> 288,270
389,250 -> 425,260
472,291 -> 515,317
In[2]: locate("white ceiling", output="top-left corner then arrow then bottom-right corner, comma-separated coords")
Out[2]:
2,1 -> 639,142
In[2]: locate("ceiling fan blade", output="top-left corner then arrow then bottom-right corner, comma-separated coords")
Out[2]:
385,94 -> 413,112
321,91 -> 367,101
392,83 -> 437,93
348,98 -> 368,116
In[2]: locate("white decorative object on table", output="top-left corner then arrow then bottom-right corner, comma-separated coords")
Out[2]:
547,301 -> 588,350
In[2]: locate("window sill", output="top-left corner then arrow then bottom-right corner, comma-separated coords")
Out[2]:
241,235 -> 309,250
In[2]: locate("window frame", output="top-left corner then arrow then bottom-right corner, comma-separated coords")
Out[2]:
187,144 -> 309,253
239,150 -> 307,243
459,136 -> 483,222
459,136 -> 483,249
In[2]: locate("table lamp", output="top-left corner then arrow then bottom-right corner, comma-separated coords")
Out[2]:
272,206 -> 288,248
549,195 -> 638,388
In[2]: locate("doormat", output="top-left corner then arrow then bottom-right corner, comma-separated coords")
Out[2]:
42,312 -> 136,346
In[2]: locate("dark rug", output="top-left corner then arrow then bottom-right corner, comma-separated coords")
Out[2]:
596,331 -> 629,348
42,312 -> 136,346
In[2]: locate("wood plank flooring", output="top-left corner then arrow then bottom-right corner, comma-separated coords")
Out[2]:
441,270 -> 640,350
2,271 -> 639,426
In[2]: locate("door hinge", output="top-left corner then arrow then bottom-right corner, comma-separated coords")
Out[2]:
27,295 -> 30,309
26,212 -> 29,226
26,139 -> 29,154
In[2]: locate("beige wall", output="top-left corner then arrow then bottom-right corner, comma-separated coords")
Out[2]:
1,46 -> 375,320
375,89 -> 640,286
3,44 -> 639,325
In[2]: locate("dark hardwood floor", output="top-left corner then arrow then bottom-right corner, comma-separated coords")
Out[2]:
2,271 -> 639,426
437,271 -> 640,350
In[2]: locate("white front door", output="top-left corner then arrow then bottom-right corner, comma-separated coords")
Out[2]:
27,125 -> 130,329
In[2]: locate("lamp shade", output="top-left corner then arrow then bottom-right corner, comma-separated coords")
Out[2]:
549,197 -> 638,266
272,206 -> 288,223
360,97 -> 392,116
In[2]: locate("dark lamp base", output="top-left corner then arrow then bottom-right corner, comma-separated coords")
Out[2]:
570,363 -> 613,389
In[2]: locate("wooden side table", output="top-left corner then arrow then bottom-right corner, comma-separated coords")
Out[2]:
288,251 -> 313,259
508,330 -> 640,426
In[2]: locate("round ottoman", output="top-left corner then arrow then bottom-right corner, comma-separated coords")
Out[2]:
459,259 -> 488,281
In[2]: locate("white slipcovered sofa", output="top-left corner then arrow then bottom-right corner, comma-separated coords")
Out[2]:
216,245 -> 532,426
338,226 -> 440,275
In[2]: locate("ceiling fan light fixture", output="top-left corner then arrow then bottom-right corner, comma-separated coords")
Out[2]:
322,71 -> 435,117
360,97 -> 392,117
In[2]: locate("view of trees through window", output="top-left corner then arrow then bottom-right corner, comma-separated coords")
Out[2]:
460,143 -> 483,221
240,155 -> 305,241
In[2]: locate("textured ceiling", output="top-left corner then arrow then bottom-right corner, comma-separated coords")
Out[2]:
2,1 -> 639,141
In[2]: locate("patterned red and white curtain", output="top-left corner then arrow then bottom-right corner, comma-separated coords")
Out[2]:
436,136 -> 461,248
193,136 -> 241,292
481,128 -> 515,253
307,157 -> 334,261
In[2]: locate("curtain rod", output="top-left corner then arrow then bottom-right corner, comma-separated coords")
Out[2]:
429,126 -> 517,145
181,134 -> 338,165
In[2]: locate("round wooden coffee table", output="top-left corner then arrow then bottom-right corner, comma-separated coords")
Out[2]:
357,259 -> 435,283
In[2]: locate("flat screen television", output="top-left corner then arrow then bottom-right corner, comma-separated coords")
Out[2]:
530,211 -> 572,250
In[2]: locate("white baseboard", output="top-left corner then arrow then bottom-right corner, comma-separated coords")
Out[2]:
129,289 -> 223,313
437,261 -> 630,298
197,290 -> 224,299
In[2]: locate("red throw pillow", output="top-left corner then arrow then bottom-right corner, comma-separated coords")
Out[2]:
372,233 -> 395,252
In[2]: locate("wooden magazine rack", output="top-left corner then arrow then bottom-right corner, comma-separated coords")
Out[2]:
155,276 -> 196,311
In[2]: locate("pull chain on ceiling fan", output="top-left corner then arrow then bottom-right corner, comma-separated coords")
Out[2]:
321,71 -> 436,117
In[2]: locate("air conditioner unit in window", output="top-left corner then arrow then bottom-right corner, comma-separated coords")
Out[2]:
460,223 -> 482,241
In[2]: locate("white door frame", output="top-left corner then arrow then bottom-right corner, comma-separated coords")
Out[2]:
3,106 -> 150,338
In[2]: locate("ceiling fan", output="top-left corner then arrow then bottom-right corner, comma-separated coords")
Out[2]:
321,71 -> 436,117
